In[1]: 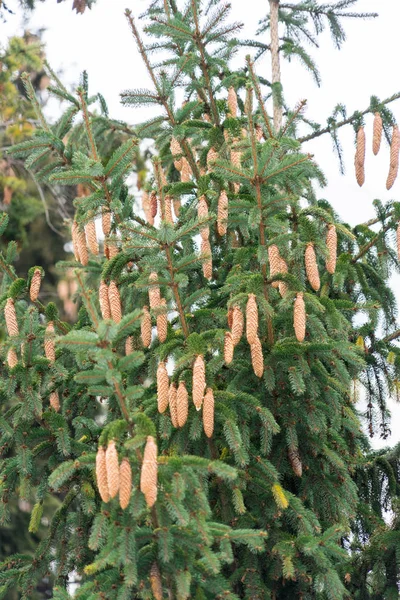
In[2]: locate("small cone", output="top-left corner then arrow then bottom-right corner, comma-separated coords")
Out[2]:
203,387 -> 214,438
85,220 -> 99,255
7,348 -> 17,368
326,224 -> 337,275
294,292 -> 306,342
105,440 -> 120,499
305,243 -> 320,291
169,382 -> 178,427
192,355 -> 206,411
150,562 -> 163,600
250,335 -> 264,378
198,195 -> 209,241
102,210 -> 111,237
288,445 -> 302,477
119,458 -> 132,510
278,258 -> 288,297
150,191 -> 158,219
148,272 -> 161,309
246,294 -> 258,345
207,147 -> 218,171
227,86 -> 238,118
141,305 -> 152,348
177,381 -> 189,427
4,298 -> 19,337
217,190 -> 229,236
44,322 -> 56,363
164,194 -> 173,224
373,113 -> 383,155
125,336 -> 134,356
140,436 -> 158,508
170,136 -> 182,157
29,269 -> 42,302
49,390 -> 60,412
201,239 -> 212,280
180,158 -> 191,182
75,224 -> 89,266
224,331 -> 234,364
71,221 -> 80,262
157,361 -> 169,414
231,305 -> 244,346
173,198 -> 181,218
108,281 -> 122,324
96,447 -> 110,503
268,245 -> 281,288
397,222 -> 400,261
156,298 -> 168,343
99,280 -> 111,320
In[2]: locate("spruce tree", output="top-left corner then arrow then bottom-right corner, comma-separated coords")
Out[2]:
1,1 -> 400,599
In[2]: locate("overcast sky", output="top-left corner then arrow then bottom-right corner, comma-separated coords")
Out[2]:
2,0 -> 400,448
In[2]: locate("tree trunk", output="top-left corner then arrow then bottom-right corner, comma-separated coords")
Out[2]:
269,0 -> 282,131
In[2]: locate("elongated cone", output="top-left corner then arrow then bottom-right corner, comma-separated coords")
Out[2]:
224,331 -> 234,364
45,321 -> 56,363
326,224 -> 337,274
193,355 -> 206,411
180,158 -> 191,182
227,86 -> 238,118
125,336 -> 134,356
148,272 -> 161,308
207,147 -> 218,171
150,562 -> 163,600
355,161 -> 365,187
305,243 -> 320,291
106,440 -> 120,499
30,269 -> 42,302
141,305 -> 152,348
288,445 -> 302,477
119,458 -> 132,510
294,292 -> 306,342
217,190 -> 229,236
156,298 -> 168,343
387,166 -> 397,190
177,381 -> 189,427
387,125 -> 400,190
164,194 -> 173,224
170,136 -> 182,157
268,245 -> 281,288
85,220 -> 99,255
142,190 -> 150,214
397,222 -> 400,261
169,382 -> 178,427
373,113 -> 383,155
255,123 -> 264,142
49,390 -> 60,412
71,221 -> 80,261
246,294 -> 258,345
173,198 -> 181,218
157,361 -> 169,414
5,298 -> 18,337
96,447 -> 110,503
250,335 -> 264,377
99,280 -> 111,319
140,436 -> 158,508
7,348 -> 17,368
74,223 -> 89,266
150,191 -> 158,219
108,281 -> 122,324
203,387 -> 214,438
231,305 -> 244,346
227,306 -> 234,329
355,126 -> 366,187
278,258 -> 288,297
201,239 -> 212,280
102,209 -> 111,236
198,195 -> 209,240
231,147 -> 241,194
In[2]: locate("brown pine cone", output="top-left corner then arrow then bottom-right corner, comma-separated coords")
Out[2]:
198,195 -> 209,241
140,436 -> 158,508
108,281 -> 122,324
326,224 -> 337,275
150,191 -> 158,219
4,298 -> 19,337
231,305 -> 244,346
29,269 -> 42,302
305,243 -> 320,291
96,447 -> 110,503
227,86 -> 238,118
355,126 -> 366,167
177,381 -> 189,427
99,280 -> 111,320
7,348 -> 18,368
169,382 -> 178,428
268,245 -> 281,288
246,294 -> 258,345
106,440 -> 120,499
157,361 -> 169,414
217,190 -> 229,236
141,305 -> 152,348
355,160 -> 365,187
71,221 -> 80,261
373,113 -> 383,155
150,562 -> 163,600
119,458 -> 132,510
203,387 -> 215,438
173,198 -> 181,218
148,272 -> 161,309
250,335 -> 264,378
294,292 -> 306,342
224,331 -> 234,364
201,239 -> 213,280
170,136 -> 182,157
49,391 -> 60,412
156,298 -> 168,343
125,336 -> 134,356
102,210 -> 111,237
75,224 -> 89,266
44,322 -> 56,363
207,147 -> 218,171
85,220 -> 99,255
180,158 -> 192,182
288,445 -> 303,477
164,194 -> 173,224
278,258 -> 288,297
193,355 -> 206,411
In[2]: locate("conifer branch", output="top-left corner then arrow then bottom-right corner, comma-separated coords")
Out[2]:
351,220 -> 394,263
246,56 -> 274,139
77,89 -> 99,162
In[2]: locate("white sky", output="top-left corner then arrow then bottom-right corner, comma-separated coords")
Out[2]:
2,0 -> 400,448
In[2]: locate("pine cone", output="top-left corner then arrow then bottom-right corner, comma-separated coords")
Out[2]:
125,336 -> 134,356
157,361 -> 169,414
49,391 -> 60,412
246,294 -> 258,345
3,186 -> 12,205
203,387 -> 214,438
150,191 -> 158,219
201,239 -> 213,280
355,126 -> 366,167
173,198 -> 181,218
231,305 -> 244,346
217,190 -> 229,236
148,272 -> 161,308
373,113 -> 383,155
164,194 -> 173,224
227,86 -> 238,118
156,298 -> 168,343
4,298 -> 18,337
174,158 -> 183,172
326,224 -> 337,275
268,245 -> 281,288
355,160 -> 365,187
85,220 -> 99,255
7,348 -> 18,368
198,195 -> 209,241
170,136 -> 182,157
227,306 -> 234,329
44,322 -> 56,363
141,305 -> 152,348
180,158 -> 192,182
108,281 -> 122,324
250,335 -> 264,377
159,166 -> 168,189
107,241 -> 119,259
387,166 -> 397,190
169,382 -> 178,427
224,331 -> 234,364
102,210 -> 111,237
75,224 -> 89,266
96,447 -> 110,503
99,280 -> 111,320
119,458 -> 132,510
71,221 -> 80,261
106,440 -> 120,499
150,562 -> 163,600
255,123 -> 264,142
207,147 -> 218,171
141,190 -> 150,214
193,355 -> 206,411
278,258 -> 288,297
177,381 -> 189,427
140,436 -> 158,508
294,292 -> 306,342
29,269 -> 42,302
387,125 -> 400,189
305,243 -> 320,291
288,445 -> 303,477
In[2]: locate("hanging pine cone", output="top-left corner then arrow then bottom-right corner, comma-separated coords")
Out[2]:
99,280 -> 111,320
150,562 -> 163,600
326,224 -> 337,275
294,292 -> 306,342
148,272 -> 161,309
387,125 -> 400,190
177,381 -> 189,427
246,294 -> 258,345
85,220 -> 99,255
207,147 -> 218,171
102,209 -> 111,236
125,336 -> 134,356
107,241 -> 119,259
217,189 -> 229,236
224,331 -> 234,364
49,390 -> 60,412
250,335 -> 264,377
156,298 -> 168,343
169,382 -> 178,427
355,161 -> 365,187
355,126 -> 366,187
164,194 -> 173,224
96,447 -> 110,503
119,458 -> 132,510
227,86 -> 238,118
7,348 -> 17,368
173,198 -> 181,218
231,305 -> 244,346
170,136 -> 182,157
140,435 -> 158,508
142,190 -> 150,215
201,239 -> 212,280
157,361 -> 169,414
29,269 -> 42,302
305,243 -> 320,291
373,113 -> 383,155
71,221 -> 80,261
106,440 -> 120,499
198,195 -> 209,241
141,305 -> 152,348
44,322 -> 56,363
4,298 -> 18,337
255,123 -> 264,142
150,191 -> 158,219
203,387 -> 214,438
75,224 -> 89,266
180,158 -> 191,182
193,355 -> 206,411
227,306 -> 234,329
268,245 -> 281,288
108,281 -> 122,324
278,258 -> 288,297
288,445 -> 303,477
